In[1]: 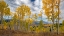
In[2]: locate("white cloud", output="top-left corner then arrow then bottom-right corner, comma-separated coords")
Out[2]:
4,0 -> 47,21
5,0 -> 64,22
60,1 -> 64,21
15,0 -> 47,21
34,0 -> 39,6
15,0 -> 20,5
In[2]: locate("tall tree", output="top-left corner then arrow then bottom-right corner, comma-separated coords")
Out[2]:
0,0 -> 8,29
16,4 -> 31,20
33,13 -> 38,21
38,11 -> 42,20
42,0 -> 53,31
0,0 -> 8,23
42,0 -> 61,32
16,4 -> 31,30
38,10 -> 43,31
25,18 -> 33,31
4,7 -> 11,29
12,13 -> 18,30
56,0 -> 60,34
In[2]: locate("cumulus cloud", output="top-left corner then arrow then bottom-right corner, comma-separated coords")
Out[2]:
4,0 -> 64,22
60,1 -> 64,21
5,0 -> 42,13
4,0 -> 47,21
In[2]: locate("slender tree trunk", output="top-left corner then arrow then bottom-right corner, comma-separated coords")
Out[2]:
14,20 -> 16,30
57,0 -> 60,34
28,16 -> 30,32
8,16 -> 11,30
41,13 -> 42,21
51,0 -> 54,32
1,10 -> 3,29
17,14 -> 20,30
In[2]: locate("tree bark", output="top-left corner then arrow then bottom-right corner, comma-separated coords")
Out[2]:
1,10 -> 3,29
57,0 -> 60,34
51,0 -> 54,32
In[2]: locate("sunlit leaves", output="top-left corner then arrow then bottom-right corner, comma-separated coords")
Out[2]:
42,0 -> 53,20
35,27 -> 40,33
0,0 -> 9,26
3,21 -> 8,29
54,11 -> 60,19
0,1 -> 8,13
25,18 -> 33,24
0,1 -> 7,14
30,26 -> 33,31
33,13 -> 38,20
38,11 -> 42,17
42,0 -> 61,21
16,4 -> 31,19
16,4 -> 32,31
13,13 -> 18,20
0,1 -> 8,9
4,7 -> 10,15
62,20 -> 64,26
59,26 -> 64,33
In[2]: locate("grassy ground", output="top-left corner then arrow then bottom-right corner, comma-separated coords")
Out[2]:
0,29 -> 64,36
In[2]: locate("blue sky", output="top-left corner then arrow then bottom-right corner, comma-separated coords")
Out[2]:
4,0 -> 64,22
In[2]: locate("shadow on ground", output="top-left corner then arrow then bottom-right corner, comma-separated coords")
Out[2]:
0,29 -> 64,36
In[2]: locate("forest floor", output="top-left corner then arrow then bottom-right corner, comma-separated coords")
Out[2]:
0,29 -> 64,36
